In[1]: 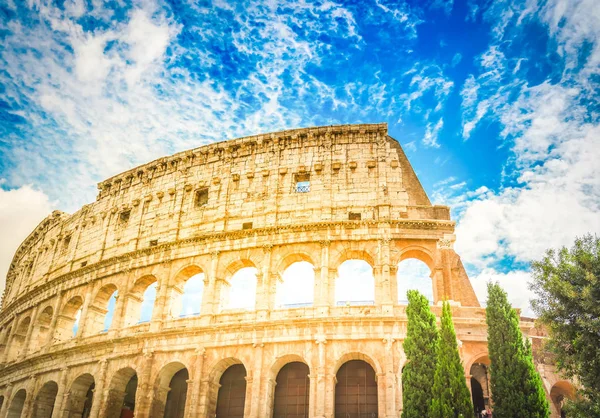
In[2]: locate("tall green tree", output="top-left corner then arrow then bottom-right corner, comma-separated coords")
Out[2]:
530,234 -> 600,417
486,282 -> 550,418
402,290 -> 439,418
430,301 -> 473,418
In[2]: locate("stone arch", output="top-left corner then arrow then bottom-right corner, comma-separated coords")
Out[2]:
169,265 -> 206,318
397,256 -> 434,304
550,380 -> 575,418
335,258 -> 376,306
150,361 -> 190,418
104,367 -> 137,418
206,358 -> 247,417
32,380 -> 58,418
267,355 -> 311,418
55,296 -> 83,341
219,260 -> 258,311
7,388 -> 26,418
8,316 -> 31,359
334,352 -> 382,376
396,246 -> 435,271
64,373 -> 95,417
331,248 -> 376,269
30,305 -> 54,351
334,358 -> 378,417
274,252 -> 316,274
0,326 -> 10,359
467,353 -> 491,415
85,284 -> 118,335
124,275 -> 158,326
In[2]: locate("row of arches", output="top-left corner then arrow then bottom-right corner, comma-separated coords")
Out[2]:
0,258 -> 434,362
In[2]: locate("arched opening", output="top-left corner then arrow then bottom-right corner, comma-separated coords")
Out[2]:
33,381 -> 58,418
124,275 -> 157,326
397,258 -> 433,304
7,389 -> 26,418
0,396 -> 4,412
150,362 -> 189,418
216,364 -> 247,418
470,360 -> 491,415
64,374 -> 95,417
105,368 -> 137,418
85,284 -> 118,335
8,317 -> 30,359
56,296 -> 84,341
31,306 -> 53,351
221,268 -> 257,311
550,381 -> 575,418
170,266 -> 205,318
335,360 -> 378,417
273,362 -> 310,417
335,260 -> 375,306
163,368 -> 189,418
276,262 -> 315,308
0,327 -> 10,359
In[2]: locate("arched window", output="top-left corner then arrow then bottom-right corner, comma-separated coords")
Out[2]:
273,362 -> 310,416
124,276 -> 158,326
32,381 -> 58,418
221,268 -> 257,311
335,360 -> 378,416
550,381 -> 575,418
55,296 -> 83,341
7,389 -> 26,418
469,357 -> 491,416
276,262 -> 314,308
8,317 -> 31,360
85,284 -> 118,335
140,283 -> 157,322
335,260 -> 375,306
169,266 -> 205,318
397,258 -> 433,304
216,364 -> 247,418
105,368 -> 137,418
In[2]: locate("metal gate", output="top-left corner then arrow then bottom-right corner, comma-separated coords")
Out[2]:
273,362 -> 310,418
216,364 -> 247,418
335,360 -> 378,418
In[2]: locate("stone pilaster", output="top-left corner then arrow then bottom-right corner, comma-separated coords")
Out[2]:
51,368 -> 69,418
88,359 -> 108,418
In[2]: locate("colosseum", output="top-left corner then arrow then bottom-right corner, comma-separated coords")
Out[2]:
0,123 -> 573,418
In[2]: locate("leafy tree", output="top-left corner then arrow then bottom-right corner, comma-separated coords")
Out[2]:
486,282 -> 549,418
430,301 -> 473,418
530,234 -> 600,417
402,290 -> 439,418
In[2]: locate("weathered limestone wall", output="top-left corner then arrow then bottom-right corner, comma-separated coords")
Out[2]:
0,123 -> 568,417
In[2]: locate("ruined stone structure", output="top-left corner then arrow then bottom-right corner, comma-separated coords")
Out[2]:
0,123 -> 572,417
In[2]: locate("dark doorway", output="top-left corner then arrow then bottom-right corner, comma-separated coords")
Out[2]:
273,362 -> 310,418
335,360 -> 378,418
163,368 -> 189,418
471,378 -> 485,415
216,364 -> 247,418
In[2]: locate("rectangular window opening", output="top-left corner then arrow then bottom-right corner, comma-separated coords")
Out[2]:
194,188 -> 209,207
295,173 -> 311,193
242,222 -> 253,230
119,210 -> 131,224
348,212 -> 362,221
149,239 -> 158,247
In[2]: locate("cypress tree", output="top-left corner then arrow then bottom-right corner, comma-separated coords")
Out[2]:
402,290 -> 439,418
486,282 -> 550,418
430,301 -> 474,418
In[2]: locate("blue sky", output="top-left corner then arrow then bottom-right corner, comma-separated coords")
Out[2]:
0,0 -> 599,315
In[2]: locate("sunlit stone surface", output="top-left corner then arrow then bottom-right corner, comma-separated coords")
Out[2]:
0,123 -> 571,417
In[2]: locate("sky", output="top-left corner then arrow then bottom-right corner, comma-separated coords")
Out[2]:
1,0 -> 599,317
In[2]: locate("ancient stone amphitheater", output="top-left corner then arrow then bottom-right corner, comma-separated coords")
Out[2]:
0,123 -> 573,418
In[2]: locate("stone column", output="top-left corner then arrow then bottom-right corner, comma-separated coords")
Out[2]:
109,291 -> 129,331
76,286 -> 95,338
186,347 -> 205,418
46,291 -> 64,348
377,238 -> 395,314
256,245 -> 273,318
134,351 -> 154,418
21,305 -> 39,359
248,343 -> 264,418
150,282 -> 171,332
383,337 -> 396,418
315,240 -> 331,311
0,384 -> 13,418
88,359 -> 108,418
201,251 -> 220,316
327,268 -> 337,308
51,368 -> 69,418
314,337 -> 327,418
21,376 -> 37,418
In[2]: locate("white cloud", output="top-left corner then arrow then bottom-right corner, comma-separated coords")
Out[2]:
0,185 -> 53,292
423,118 -> 443,148
470,268 -> 536,317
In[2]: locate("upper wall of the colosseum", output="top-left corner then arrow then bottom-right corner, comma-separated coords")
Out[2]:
3,123 -> 452,306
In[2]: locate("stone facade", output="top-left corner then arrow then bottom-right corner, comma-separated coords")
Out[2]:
0,123 -> 572,417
